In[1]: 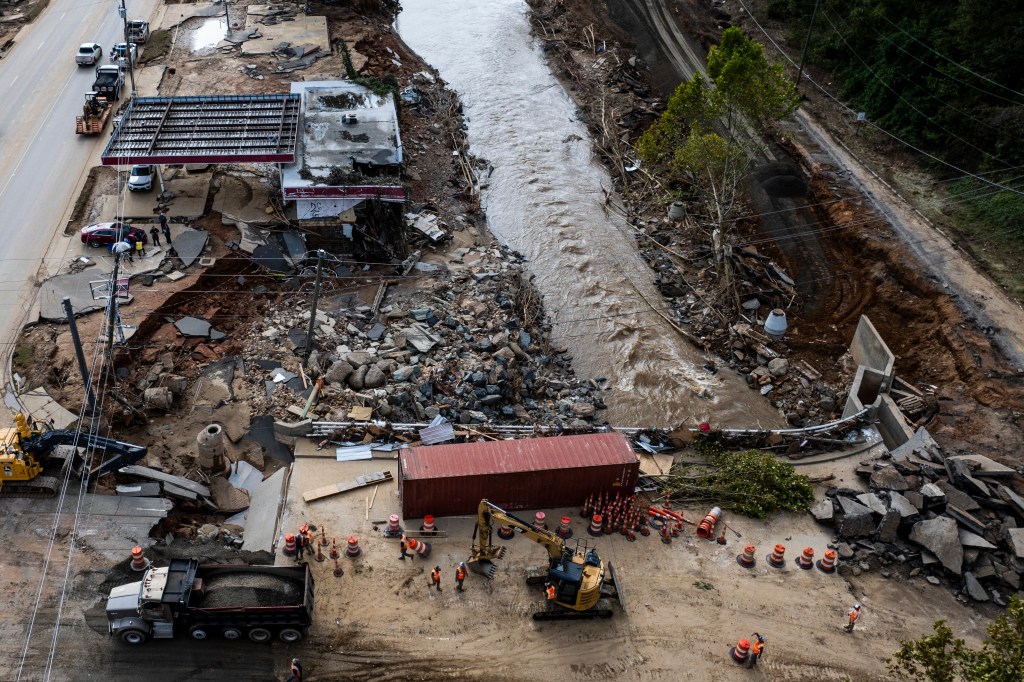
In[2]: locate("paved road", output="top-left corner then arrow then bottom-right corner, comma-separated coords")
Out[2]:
0,0 -> 155,376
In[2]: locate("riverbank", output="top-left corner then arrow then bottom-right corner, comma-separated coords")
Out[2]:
526,0 -> 1024,462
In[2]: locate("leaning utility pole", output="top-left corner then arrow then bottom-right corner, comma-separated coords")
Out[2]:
303,250 -> 326,367
796,0 -> 821,87
63,297 -> 97,411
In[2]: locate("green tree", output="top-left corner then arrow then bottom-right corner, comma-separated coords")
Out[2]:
887,596 -> 1024,681
707,27 -> 799,132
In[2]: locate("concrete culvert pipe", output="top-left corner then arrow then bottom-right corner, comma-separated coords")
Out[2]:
196,423 -> 226,472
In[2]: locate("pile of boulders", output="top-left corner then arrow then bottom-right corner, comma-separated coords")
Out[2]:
812,428 -> 1024,605
242,244 -> 605,427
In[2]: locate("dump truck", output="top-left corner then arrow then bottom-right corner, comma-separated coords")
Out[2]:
106,560 -> 315,645
127,20 -> 150,44
76,93 -> 111,135
92,64 -> 124,100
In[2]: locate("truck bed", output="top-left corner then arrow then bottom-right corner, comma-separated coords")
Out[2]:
198,572 -> 304,608
76,109 -> 111,135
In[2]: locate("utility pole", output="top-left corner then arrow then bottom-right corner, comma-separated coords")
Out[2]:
118,0 -> 137,97
796,0 -> 821,88
303,250 -> 325,367
63,298 -> 97,412
105,249 -> 125,365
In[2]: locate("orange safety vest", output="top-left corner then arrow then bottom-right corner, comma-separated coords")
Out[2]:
456,566 -> 466,581
751,640 -> 764,656
431,569 -> 441,582
849,608 -> 861,623
545,585 -> 556,600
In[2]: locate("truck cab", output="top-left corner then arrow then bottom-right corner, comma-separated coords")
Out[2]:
128,20 -> 150,44
106,562 -> 193,644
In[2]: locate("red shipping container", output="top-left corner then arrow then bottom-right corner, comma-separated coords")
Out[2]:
399,432 -> 639,519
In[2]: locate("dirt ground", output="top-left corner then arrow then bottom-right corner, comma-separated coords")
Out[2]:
4,1 -> 1023,680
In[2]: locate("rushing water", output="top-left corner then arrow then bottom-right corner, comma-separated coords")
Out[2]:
398,0 -> 780,428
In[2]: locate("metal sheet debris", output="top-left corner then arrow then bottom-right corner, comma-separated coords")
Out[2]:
335,444 -> 374,462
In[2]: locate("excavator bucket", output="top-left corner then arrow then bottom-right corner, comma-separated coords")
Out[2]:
467,545 -> 505,579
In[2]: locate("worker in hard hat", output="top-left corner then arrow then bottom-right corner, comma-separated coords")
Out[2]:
845,603 -> 862,632
455,562 -> 467,591
747,634 -> 765,668
430,566 -> 442,592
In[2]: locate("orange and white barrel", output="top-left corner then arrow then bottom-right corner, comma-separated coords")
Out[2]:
588,514 -> 603,536
407,537 -> 432,559
533,512 -> 547,530
816,549 -> 837,574
767,544 -> 786,568
130,546 -> 150,572
730,638 -> 751,664
420,515 -> 437,534
696,507 -> 721,539
556,516 -> 573,539
283,533 -> 298,557
796,547 -> 815,570
497,524 -> 515,540
385,515 -> 403,538
345,535 -> 362,559
736,544 -> 757,568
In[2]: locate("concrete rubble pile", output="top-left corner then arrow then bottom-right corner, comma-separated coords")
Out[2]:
812,427 -> 1024,605
237,244 -> 605,427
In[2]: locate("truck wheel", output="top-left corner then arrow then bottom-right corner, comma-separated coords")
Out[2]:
248,627 -> 272,643
120,629 -> 147,645
189,627 -> 208,640
279,628 -> 303,643
221,627 -> 241,640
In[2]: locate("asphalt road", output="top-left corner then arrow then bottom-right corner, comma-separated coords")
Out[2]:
0,0 -> 156,375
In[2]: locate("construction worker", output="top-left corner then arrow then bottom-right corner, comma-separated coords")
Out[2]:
286,657 -> 302,682
746,634 -> 765,668
845,603 -> 862,632
545,582 -> 556,602
399,535 -> 410,561
430,566 -> 442,592
455,562 -> 467,591
299,524 -> 313,555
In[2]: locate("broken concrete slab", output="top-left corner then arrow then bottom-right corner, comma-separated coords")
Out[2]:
958,528 -> 997,550
996,485 -> 1024,517
840,513 -> 876,538
963,572 -> 989,601
1006,528 -> 1024,560
209,476 -> 251,513
856,493 -> 888,516
173,228 -> 210,268
888,426 -> 941,462
919,483 -> 947,507
18,387 -> 79,429
876,510 -> 901,543
946,505 -> 987,536
403,324 -> 439,353
115,482 -> 161,496
909,516 -> 963,574
838,496 -> 874,517
870,465 -> 909,491
240,467 -> 287,554
118,465 -> 211,498
888,491 -> 920,518
948,454 -> 1015,478
811,497 -> 836,522
175,316 -> 212,337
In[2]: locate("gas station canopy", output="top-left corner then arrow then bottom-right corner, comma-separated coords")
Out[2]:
100,94 -> 301,166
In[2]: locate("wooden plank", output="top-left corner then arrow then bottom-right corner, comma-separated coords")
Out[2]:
403,530 -> 449,539
302,470 -> 393,503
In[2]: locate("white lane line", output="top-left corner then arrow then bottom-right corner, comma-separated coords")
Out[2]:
11,75 -> 18,86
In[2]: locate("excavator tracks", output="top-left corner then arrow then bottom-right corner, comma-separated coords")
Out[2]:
0,476 -> 62,498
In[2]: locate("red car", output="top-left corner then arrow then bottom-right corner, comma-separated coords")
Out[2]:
80,222 -> 148,248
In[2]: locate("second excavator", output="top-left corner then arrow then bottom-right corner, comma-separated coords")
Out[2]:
467,499 -> 624,620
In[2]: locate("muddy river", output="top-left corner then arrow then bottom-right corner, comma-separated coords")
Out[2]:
398,0 -> 780,428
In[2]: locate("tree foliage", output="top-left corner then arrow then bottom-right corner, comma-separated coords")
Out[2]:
675,438 -> 815,519
887,596 -> 1024,682
637,27 -> 797,220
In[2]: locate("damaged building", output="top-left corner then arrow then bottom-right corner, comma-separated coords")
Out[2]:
281,81 -> 409,259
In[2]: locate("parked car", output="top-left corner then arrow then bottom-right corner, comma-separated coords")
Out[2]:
110,42 -> 138,66
127,165 -> 153,192
76,43 -> 102,66
80,222 -> 147,248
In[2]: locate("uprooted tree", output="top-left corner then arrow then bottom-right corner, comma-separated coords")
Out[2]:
886,595 -> 1024,682
662,437 -> 814,519
637,27 -> 798,300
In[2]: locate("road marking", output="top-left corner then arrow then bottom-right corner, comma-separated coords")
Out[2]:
11,75 -> 17,86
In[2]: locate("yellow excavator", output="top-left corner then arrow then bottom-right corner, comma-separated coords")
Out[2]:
468,499 -> 624,620
1,413 -> 148,497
